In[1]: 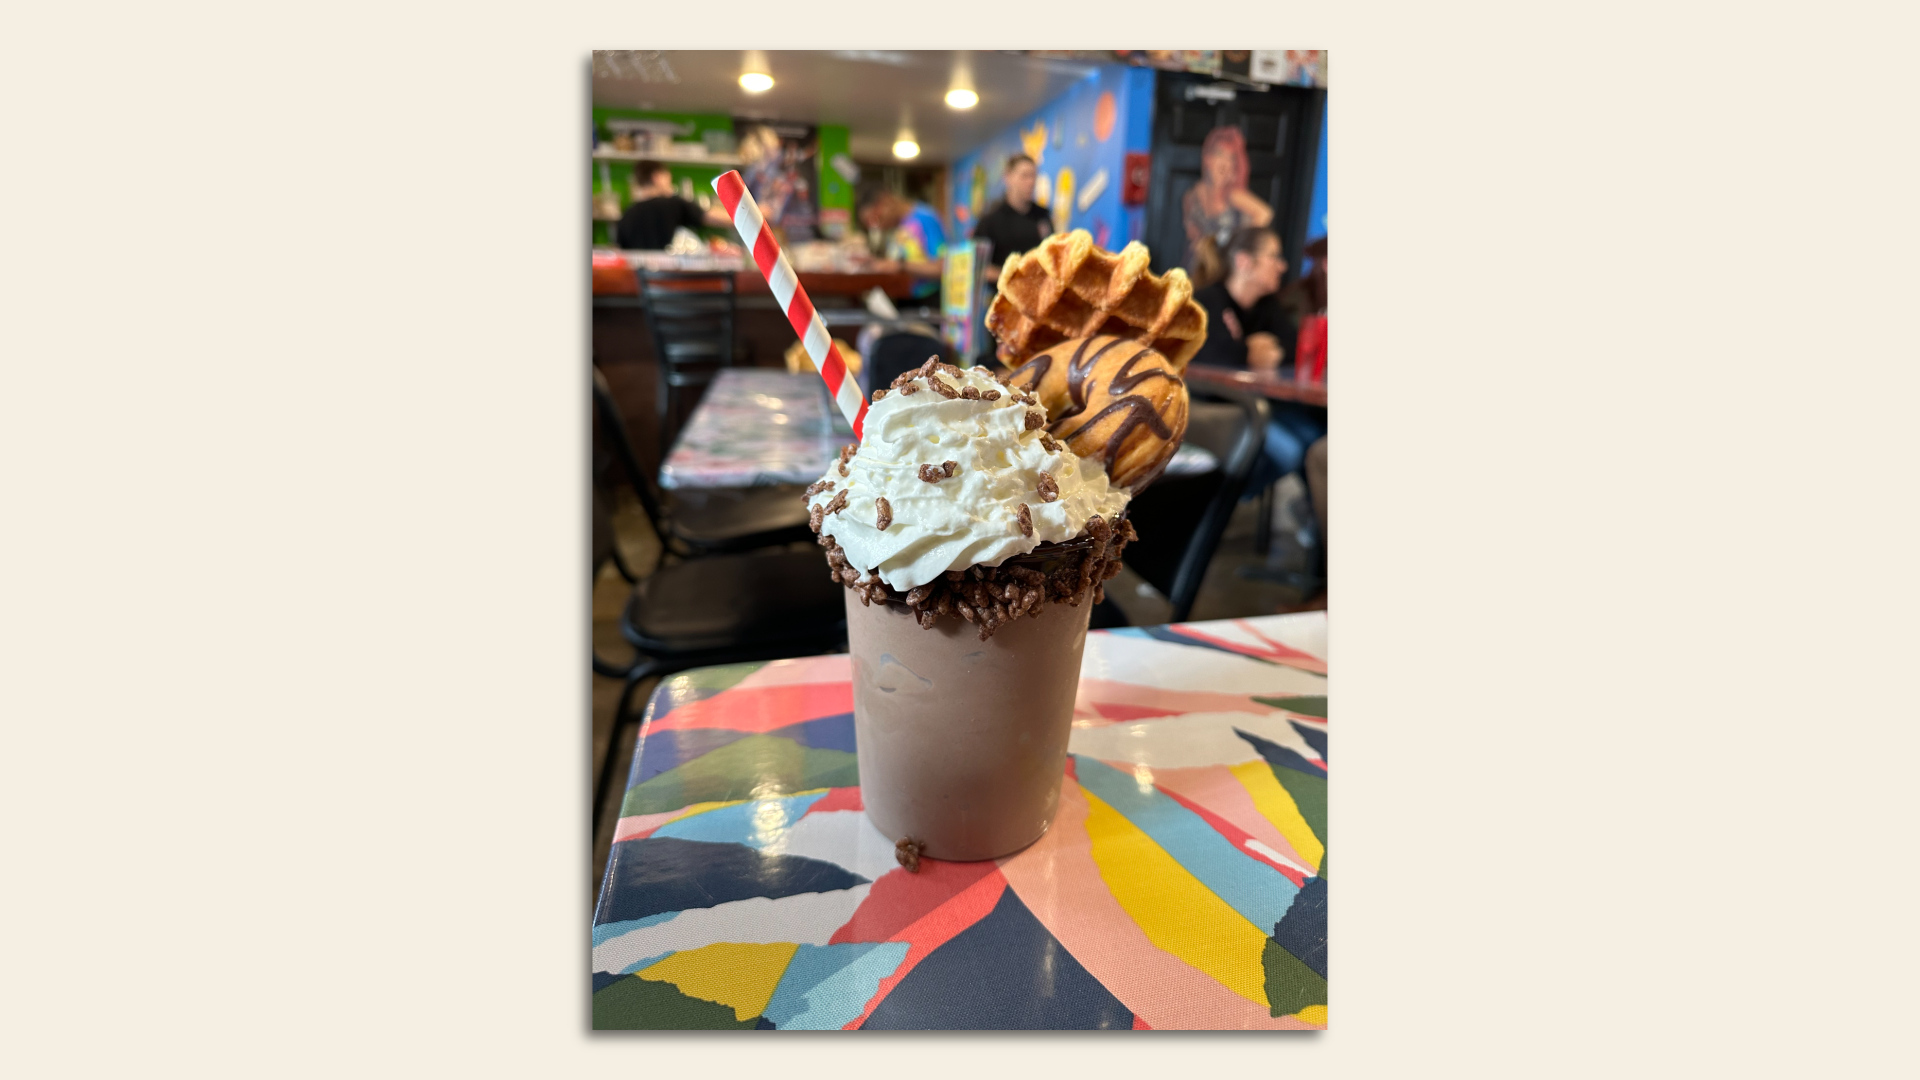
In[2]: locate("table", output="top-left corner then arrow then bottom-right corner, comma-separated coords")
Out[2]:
1182,365 -> 1329,409
660,369 -> 1220,491
592,613 -> 1329,1030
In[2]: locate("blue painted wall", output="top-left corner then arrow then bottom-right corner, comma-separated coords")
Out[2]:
948,65 -> 1156,260
1307,96 -> 1327,242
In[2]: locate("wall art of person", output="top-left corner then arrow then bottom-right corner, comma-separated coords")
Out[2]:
1182,125 -> 1273,286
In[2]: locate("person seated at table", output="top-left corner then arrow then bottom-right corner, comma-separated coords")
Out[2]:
614,162 -> 733,250
1282,235 -> 1328,382
1191,226 -> 1292,374
858,185 -> 946,299
1190,227 -> 1325,488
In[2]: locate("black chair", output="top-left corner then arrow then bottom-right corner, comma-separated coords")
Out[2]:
590,372 -> 849,818
638,269 -> 736,461
1118,396 -> 1271,623
866,328 -> 958,392
592,540 -> 849,817
592,367 -> 813,560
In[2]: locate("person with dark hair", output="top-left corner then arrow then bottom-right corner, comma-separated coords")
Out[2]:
1193,226 -> 1326,492
1191,226 -> 1291,372
971,153 -> 1052,285
613,161 -> 731,250
858,185 -> 946,299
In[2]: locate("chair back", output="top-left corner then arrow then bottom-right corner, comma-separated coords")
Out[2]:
639,269 -> 736,457
1121,395 -> 1270,622
592,365 -> 672,538
866,329 -> 957,393
637,269 -> 736,368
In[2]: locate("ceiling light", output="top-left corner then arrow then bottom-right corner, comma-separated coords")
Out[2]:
945,88 -> 978,110
738,71 -> 773,93
892,139 -> 920,160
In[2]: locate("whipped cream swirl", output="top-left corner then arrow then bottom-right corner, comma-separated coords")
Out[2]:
808,364 -> 1132,591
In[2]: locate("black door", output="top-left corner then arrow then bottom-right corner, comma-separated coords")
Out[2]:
1143,72 -> 1324,288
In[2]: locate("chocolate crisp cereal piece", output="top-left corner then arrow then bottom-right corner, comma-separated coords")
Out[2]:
872,388 -> 888,402
825,489 -> 850,516
1037,471 -> 1059,503
941,460 -> 957,477
1039,432 -> 1061,453
928,376 -> 960,399
895,836 -> 924,872
804,479 -> 835,497
1024,409 -> 1045,431
1016,503 -> 1033,538
898,381 -> 920,395
917,464 -> 945,483
982,389 -> 1001,401
875,496 -> 892,531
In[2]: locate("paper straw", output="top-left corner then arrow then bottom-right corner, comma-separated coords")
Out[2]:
712,170 -> 868,440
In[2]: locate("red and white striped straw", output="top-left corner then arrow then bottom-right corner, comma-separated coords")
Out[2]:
712,170 -> 868,440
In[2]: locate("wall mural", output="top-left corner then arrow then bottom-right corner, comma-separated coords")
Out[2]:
948,65 -> 1155,265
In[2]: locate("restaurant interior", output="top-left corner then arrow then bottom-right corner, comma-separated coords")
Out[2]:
590,50 -> 1330,961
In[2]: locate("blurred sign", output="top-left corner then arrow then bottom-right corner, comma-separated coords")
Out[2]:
941,240 -> 990,359
1123,152 -> 1151,206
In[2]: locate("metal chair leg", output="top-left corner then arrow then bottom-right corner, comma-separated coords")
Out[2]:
593,662 -> 657,825
1255,480 -> 1275,557
593,651 -> 634,679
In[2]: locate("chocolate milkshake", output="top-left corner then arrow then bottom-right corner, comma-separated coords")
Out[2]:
805,356 -> 1167,863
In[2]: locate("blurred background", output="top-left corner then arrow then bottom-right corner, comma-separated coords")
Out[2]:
591,50 -> 1329,881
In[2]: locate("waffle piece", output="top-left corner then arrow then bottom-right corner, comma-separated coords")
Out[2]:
986,230 -> 1208,371
1008,335 -> 1190,493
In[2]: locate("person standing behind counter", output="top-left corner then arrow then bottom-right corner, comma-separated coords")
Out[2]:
972,154 -> 1052,285
614,161 -> 733,250
858,186 -> 946,299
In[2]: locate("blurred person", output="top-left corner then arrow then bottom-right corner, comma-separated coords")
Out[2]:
971,154 -> 1052,284
1283,235 -> 1328,383
859,186 -> 946,299
1304,437 -> 1327,544
969,153 -> 1053,360
1191,226 -> 1292,373
1194,226 -> 1325,493
614,161 -> 732,250
1182,126 -> 1272,282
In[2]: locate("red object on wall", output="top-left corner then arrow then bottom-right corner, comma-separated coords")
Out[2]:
1122,152 -> 1151,206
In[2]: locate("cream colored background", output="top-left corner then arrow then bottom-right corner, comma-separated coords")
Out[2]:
5,3 -> 1918,1076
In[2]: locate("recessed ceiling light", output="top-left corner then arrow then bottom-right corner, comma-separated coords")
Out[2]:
739,72 -> 773,93
945,88 -> 978,109
892,139 -> 920,160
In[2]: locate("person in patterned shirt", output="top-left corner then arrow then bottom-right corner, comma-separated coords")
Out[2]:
858,186 -> 946,299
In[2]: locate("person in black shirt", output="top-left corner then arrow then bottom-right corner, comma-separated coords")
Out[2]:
1190,226 -> 1292,372
970,154 -> 1052,361
613,161 -> 732,250
971,154 -> 1053,284
1193,226 -> 1326,496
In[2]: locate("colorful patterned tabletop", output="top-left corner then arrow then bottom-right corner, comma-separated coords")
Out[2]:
593,613 -> 1329,1031
659,368 -> 1219,490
